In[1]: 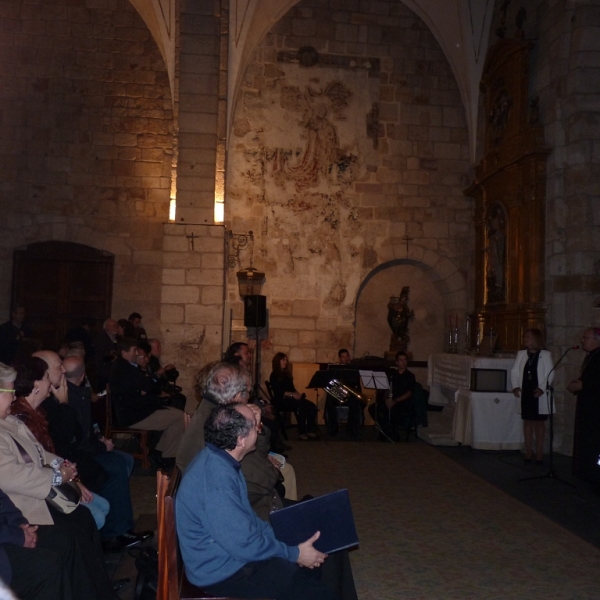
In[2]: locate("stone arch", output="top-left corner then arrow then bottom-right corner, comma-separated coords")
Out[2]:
353,248 -> 467,359
228,0 -> 485,154
355,246 -> 468,313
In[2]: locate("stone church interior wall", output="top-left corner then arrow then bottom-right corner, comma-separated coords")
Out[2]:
485,0 -> 600,454
226,0 -> 474,376
0,0 -> 174,338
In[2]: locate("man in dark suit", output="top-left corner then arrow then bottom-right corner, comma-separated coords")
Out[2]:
109,338 -> 185,467
0,489 -> 64,599
0,307 -> 31,366
569,328 -> 600,484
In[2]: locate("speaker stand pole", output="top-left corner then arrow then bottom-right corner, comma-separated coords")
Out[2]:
253,326 -> 262,400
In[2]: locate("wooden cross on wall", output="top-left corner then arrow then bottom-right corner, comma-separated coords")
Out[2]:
402,234 -> 413,253
186,232 -> 198,250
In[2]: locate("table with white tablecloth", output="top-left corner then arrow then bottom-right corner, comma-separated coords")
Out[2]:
427,353 -> 515,405
452,390 -> 523,450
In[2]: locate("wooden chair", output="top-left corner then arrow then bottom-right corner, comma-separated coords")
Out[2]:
157,467 -> 239,600
264,380 -> 298,440
104,384 -> 151,469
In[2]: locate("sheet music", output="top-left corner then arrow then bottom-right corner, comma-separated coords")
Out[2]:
359,370 -> 390,390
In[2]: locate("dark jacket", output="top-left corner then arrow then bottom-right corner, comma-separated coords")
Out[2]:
0,489 -> 27,584
0,321 -> 30,365
268,372 -> 297,405
41,393 -> 109,493
177,399 -> 283,521
109,357 -> 164,426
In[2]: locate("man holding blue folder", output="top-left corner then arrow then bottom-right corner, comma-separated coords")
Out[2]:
176,404 -> 338,600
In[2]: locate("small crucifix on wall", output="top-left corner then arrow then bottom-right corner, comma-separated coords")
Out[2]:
186,232 -> 198,250
402,234 -> 413,253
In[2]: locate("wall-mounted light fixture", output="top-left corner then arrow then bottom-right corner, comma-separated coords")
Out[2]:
236,267 -> 265,298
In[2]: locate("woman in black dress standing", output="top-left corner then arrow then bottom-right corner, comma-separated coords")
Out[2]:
269,353 -> 317,440
510,329 -> 554,464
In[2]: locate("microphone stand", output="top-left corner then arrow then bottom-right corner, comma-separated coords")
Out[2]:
519,346 -> 577,486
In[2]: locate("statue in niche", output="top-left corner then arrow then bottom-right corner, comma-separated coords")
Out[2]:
387,287 -> 415,352
485,203 -> 507,303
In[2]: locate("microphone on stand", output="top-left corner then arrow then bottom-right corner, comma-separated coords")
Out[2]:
547,345 -> 579,382
520,343 -> 580,485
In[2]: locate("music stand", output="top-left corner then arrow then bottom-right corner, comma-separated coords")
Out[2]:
360,370 -> 394,443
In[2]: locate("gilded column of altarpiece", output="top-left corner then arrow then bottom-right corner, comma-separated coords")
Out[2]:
465,38 -> 549,352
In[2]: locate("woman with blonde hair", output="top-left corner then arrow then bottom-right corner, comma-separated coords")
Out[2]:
511,329 -> 554,464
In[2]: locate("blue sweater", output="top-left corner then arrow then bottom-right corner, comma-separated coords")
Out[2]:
176,444 -> 299,587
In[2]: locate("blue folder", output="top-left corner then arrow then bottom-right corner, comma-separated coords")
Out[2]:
270,489 -> 359,554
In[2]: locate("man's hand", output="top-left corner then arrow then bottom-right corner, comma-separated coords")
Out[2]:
247,404 -> 262,428
297,531 -> 327,569
267,455 -> 282,470
512,387 -> 521,398
262,404 -> 275,419
101,437 -> 114,451
20,524 -> 38,548
567,379 -> 582,394
52,374 -> 68,403
533,387 -> 543,398
157,364 -> 176,376
76,482 -> 93,503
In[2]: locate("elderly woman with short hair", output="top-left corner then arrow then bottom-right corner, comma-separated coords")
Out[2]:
0,361 -> 117,600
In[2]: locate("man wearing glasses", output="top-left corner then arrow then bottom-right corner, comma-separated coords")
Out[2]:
568,328 -> 600,484
176,362 -> 294,519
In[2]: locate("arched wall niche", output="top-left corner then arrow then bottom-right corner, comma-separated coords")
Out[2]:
354,252 -> 467,360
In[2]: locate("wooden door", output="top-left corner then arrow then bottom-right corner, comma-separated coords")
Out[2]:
12,242 -> 114,351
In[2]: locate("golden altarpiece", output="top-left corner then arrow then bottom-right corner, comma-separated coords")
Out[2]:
465,38 -> 549,352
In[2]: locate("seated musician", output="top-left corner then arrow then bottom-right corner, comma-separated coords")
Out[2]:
325,349 -> 365,438
369,351 -> 415,441
269,353 -> 318,441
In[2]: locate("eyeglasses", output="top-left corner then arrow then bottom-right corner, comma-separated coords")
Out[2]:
0,389 -> 15,395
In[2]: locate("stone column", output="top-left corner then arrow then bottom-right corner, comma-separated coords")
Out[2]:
159,0 -> 228,404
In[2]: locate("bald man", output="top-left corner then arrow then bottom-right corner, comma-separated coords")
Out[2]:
39,353 -> 151,550
31,350 -> 68,403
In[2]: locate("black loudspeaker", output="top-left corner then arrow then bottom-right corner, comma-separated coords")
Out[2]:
243,295 -> 267,328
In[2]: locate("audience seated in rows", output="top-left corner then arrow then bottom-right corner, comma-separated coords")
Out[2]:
0,361 -> 117,600
177,400 -> 357,600
35,352 -> 151,551
109,338 -> 185,469
177,362 -> 297,518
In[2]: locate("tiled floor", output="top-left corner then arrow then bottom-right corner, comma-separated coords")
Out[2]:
116,427 -> 600,599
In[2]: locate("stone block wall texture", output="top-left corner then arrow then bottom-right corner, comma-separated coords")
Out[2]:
175,0 -> 222,225
226,0 -> 472,377
0,0 -> 174,336
487,0 -> 600,454
160,223 -> 225,409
